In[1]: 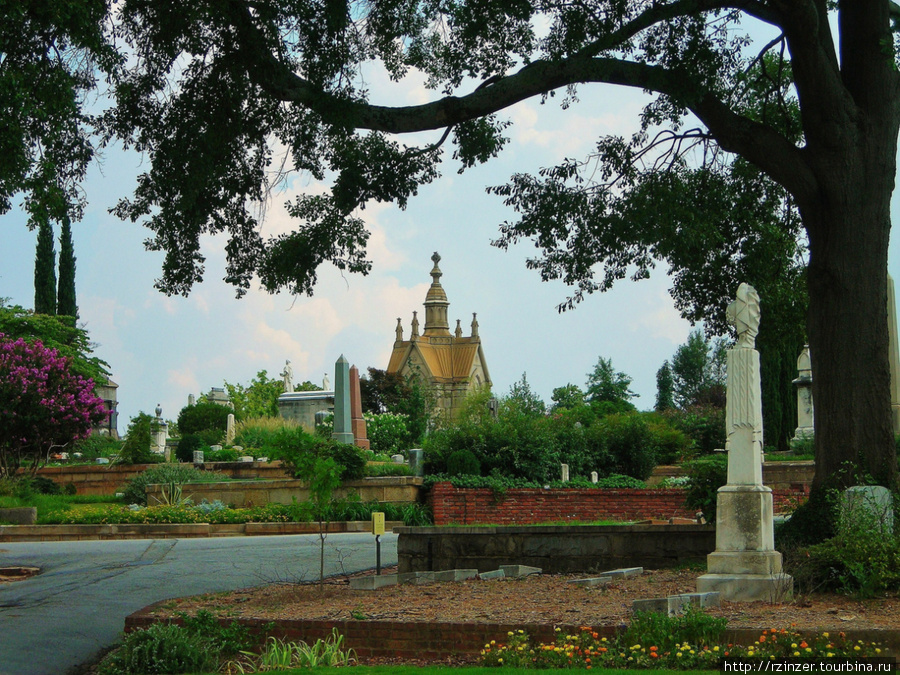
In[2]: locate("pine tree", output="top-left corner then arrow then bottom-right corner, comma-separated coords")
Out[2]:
33,221 -> 57,315
57,218 -> 78,318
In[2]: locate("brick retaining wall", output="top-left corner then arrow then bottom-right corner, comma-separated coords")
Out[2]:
429,483 -> 808,525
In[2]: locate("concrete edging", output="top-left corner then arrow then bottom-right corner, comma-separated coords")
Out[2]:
0,521 -> 405,542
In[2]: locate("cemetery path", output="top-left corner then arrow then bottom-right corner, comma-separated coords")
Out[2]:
0,532 -> 397,675
154,566 -> 900,635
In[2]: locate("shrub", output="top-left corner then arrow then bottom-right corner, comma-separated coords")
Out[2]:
232,416 -> 299,453
446,449 -> 481,476
270,426 -> 366,481
118,413 -> 160,465
120,465 -> 228,506
662,405 -> 726,455
176,402 -> 230,436
205,448 -> 240,462
97,622 -> 215,675
175,434 -> 205,463
644,414 -> 691,464
683,454 -> 727,522
364,412 -> 409,455
600,413 -> 657,480
72,435 -> 122,462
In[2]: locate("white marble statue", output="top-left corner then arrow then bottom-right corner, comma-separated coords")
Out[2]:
281,360 -> 294,393
323,373 -> 331,391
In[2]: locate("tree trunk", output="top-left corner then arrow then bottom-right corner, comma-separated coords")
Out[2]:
804,141 -> 898,492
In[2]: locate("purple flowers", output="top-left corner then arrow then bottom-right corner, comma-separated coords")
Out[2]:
0,333 -> 109,478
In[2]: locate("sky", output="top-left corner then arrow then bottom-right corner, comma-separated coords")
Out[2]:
2,40 -> 900,434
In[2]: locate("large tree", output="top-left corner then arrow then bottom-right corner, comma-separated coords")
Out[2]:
57,217 -> 78,318
11,2 -> 899,495
33,221 -> 57,315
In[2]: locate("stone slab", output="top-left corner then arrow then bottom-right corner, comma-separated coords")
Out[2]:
567,576 -> 612,587
697,572 -> 793,602
0,507 -> 37,525
601,567 -> 643,579
478,569 -> 506,580
632,597 -> 669,614
398,571 -> 435,585
434,569 -> 478,582
675,591 -> 721,609
350,574 -> 398,590
499,565 -> 542,578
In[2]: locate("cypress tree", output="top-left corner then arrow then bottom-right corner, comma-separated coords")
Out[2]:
34,221 -> 57,315
57,218 -> 78,318
655,361 -> 674,411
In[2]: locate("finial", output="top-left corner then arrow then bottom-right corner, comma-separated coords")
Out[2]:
471,312 -> 479,338
431,251 -> 441,265
411,310 -> 420,339
395,317 -> 404,341
455,319 -> 463,338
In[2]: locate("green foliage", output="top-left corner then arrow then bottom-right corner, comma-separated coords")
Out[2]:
229,629 -> 356,672
585,357 -> 636,406
176,401 -> 230,437
0,301 -> 109,381
231,416 -> 298,454
644,414 -> 691,465
550,383 -> 584,411
271,426 -> 366,482
175,434 -> 205,463
661,405 -> 726,456
120,464 -> 227,506
423,473 -> 645,491
71,434 -> 122,462
598,413 -> 657,481
34,221 -> 57,315
506,373 -> 546,416
364,412 -> 409,455
118,412 -> 159,465
683,454 -> 727,522
97,622 -> 214,675
223,370 -> 283,419
206,448 -> 240,462
364,462 -> 413,477
446,449 -> 481,476
655,361 -> 674,411
623,606 -> 728,652
57,218 -> 77,318
671,330 -> 727,409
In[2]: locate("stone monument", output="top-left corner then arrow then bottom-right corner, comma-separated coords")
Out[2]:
281,360 -> 294,393
226,413 -> 236,446
349,365 -> 370,450
792,345 -> 814,442
332,355 -> 354,445
697,283 -> 793,601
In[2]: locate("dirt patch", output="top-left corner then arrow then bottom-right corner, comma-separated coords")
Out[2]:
146,566 -> 900,631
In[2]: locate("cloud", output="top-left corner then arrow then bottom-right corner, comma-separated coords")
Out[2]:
168,365 -> 200,390
633,288 -> 692,344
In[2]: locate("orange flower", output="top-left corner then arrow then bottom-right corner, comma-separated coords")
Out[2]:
651,653 -> 659,659
650,646 -> 658,652
760,636 -> 767,643
800,642 -> 808,649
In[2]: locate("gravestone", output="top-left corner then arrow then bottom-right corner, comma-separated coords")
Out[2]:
408,449 -> 424,477
193,450 -> 204,465
331,355 -> 354,444
349,365 -> 370,450
841,485 -> 894,535
697,283 -> 793,602
591,471 -> 598,484
560,463 -> 569,482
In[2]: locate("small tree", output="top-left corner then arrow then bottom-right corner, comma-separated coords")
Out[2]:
57,218 -> 78,318
655,361 -> 675,412
550,383 -> 584,412
671,330 -> 727,409
224,370 -> 283,419
0,334 -> 107,478
33,221 -> 57,315
293,452 -> 342,590
585,357 -> 636,407
177,401 -> 230,437
118,412 -> 159,465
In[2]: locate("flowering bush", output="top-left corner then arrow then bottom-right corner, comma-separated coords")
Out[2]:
364,412 -> 409,456
0,334 -> 108,479
480,625 -> 888,669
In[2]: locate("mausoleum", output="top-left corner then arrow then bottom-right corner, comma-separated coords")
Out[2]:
387,252 -> 491,420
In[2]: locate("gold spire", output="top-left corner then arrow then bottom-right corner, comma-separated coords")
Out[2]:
423,251 -> 451,336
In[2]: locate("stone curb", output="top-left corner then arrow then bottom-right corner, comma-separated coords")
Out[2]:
0,521 -> 405,542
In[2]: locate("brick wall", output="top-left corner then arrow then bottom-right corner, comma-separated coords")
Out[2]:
429,482 -> 808,525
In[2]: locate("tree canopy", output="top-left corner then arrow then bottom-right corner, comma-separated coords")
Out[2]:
6,0 -> 899,495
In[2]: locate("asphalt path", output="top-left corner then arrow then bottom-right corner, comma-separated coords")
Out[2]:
0,533 -> 398,675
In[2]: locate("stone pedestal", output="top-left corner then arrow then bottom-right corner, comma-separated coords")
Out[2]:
697,283 -> 792,602
792,346 -> 814,442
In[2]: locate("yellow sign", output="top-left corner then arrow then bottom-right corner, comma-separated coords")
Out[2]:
372,512 -> 385,535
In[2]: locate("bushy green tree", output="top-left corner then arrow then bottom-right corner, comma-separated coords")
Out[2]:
223,370 -> 283,419
671,330 -> 727,409
655,361 -> 674,412
585,357 -> 636,408
176,402 -> 230,438
550,384 -> 584,412
118,412 -> 158,465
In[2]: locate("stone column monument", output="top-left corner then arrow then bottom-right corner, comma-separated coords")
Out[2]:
792,345 -> 814,442
697,283 -> 793,602
332,355 -> 354,445
349,365 -> 370,450
888,275 -> 900,434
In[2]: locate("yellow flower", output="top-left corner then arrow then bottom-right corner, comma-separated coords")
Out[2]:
794,652 -> 800,657
791,643 -> 798,648
508,631 -> 514,637
677,652 -> 683,658
855,646 -> 861,651
823,633 -> 830,638
827,653 -> 835,658
713,646 -> 720,652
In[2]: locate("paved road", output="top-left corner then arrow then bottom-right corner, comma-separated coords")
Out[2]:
0,533 -> 398,675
